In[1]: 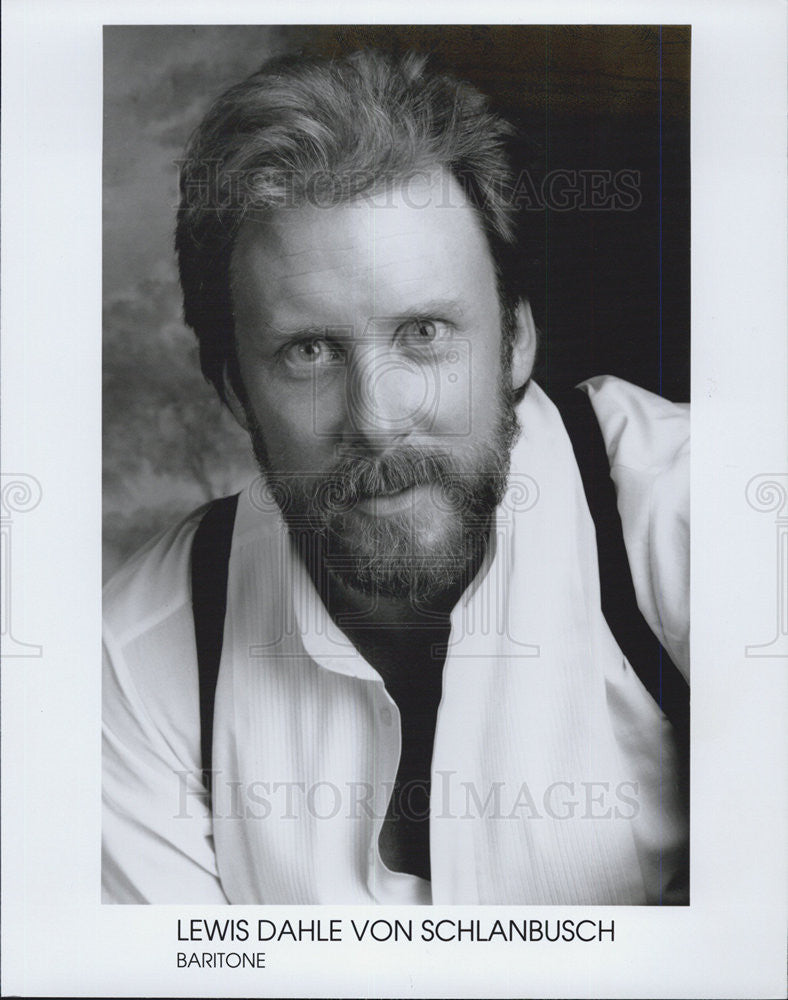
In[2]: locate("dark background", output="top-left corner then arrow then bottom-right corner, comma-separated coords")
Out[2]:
295,25 -> 691,399
103,25 -> 690,578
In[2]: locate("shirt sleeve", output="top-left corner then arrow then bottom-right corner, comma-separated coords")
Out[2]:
580,376 -> 690,682
102,621 -> 229,904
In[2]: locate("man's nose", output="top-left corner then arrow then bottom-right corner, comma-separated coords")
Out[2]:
342,341 -> 434,451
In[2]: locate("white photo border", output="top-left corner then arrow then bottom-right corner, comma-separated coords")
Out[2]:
2,1 -> 786,998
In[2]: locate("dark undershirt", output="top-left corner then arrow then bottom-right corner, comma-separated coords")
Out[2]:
348,623 -> 450,882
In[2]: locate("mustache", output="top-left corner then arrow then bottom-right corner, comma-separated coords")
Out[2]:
323,447 -> 455,505
262,445 -> 505,518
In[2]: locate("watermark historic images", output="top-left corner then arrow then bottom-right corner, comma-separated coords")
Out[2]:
4,5 -> 788,999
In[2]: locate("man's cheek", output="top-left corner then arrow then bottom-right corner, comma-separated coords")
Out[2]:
265,426 -> 332,475
274,392 -> 342,450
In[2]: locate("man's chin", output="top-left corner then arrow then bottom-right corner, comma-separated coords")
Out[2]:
320,510 -> 490,604
325,556 -> 468,604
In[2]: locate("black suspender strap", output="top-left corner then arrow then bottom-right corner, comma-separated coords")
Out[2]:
190,492 -> 240,801
554,388 -> 690,758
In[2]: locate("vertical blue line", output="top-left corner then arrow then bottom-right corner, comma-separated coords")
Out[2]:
545,27 -> 550,390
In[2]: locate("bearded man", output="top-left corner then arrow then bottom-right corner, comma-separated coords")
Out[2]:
102,49 -> 689,904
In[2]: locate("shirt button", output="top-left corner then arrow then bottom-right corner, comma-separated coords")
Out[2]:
379,706 -> 393,725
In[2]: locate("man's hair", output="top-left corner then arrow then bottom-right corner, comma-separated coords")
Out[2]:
175,48 -> 526,402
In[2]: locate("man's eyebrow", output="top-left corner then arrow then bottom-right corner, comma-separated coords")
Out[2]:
253,321 -> 329,342
254,299 -> 468,339
388,298 -> 466,319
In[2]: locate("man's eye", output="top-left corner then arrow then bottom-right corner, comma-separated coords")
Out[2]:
283,338 -> 343,370
398,319 -> 450,344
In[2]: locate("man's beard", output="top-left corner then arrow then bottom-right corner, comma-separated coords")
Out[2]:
245,382 -> 521,606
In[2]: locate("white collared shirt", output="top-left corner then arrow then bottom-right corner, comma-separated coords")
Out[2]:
102,376 -> 689,904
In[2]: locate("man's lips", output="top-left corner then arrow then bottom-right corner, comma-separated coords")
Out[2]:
353,483 -> 431,515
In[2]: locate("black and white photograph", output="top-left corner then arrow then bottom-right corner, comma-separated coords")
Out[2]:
2,2 -> 786,997
102,24 -> 690,907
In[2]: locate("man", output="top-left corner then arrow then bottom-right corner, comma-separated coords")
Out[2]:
102,49 -> 689,904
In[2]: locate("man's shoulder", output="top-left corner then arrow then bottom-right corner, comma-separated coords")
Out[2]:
578,374 -> 689,473
103,501 -> 212,647
576,376 -> 690,676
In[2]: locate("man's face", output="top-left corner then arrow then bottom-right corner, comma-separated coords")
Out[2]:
229,171 -> 534,602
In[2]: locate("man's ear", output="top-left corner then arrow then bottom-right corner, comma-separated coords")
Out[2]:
510,298 -> 538,392
222,365 -> 250,432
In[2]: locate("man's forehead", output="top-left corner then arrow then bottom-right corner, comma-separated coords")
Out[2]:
237,222 -> 440,280
230,170 -> 495,315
